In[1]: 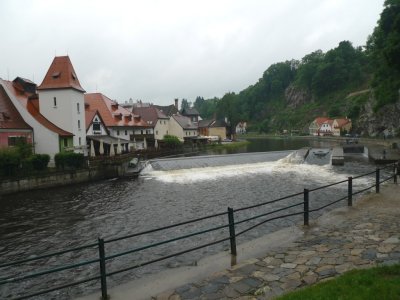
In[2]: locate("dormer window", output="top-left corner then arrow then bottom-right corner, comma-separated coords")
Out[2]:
52,72 -> 61,79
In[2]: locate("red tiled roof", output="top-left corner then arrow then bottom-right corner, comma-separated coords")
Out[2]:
84,93 -> 150,128
37,56 -> 85,92
334,118 -> 351,128
0,85 -> 32,130
2,79 -> 73,137
314,117 -> 331,126
85,109 -> 97,129
132,106 -> 168,126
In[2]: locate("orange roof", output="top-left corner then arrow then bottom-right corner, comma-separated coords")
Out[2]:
37,56 -> 85,92
314,117 -> 331,126
334,118 -> 351,128
84,93 -> 149,128
2,79 -> 73,137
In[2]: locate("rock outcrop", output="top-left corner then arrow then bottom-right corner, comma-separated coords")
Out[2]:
285,85 -> 313,109
358,93 -> 400,137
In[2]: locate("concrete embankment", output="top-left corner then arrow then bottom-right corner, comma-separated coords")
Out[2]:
0,163 -> 128,195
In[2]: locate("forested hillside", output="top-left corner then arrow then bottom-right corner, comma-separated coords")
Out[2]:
193,0 -> 400,137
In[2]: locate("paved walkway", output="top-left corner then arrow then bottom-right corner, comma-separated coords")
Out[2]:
153,183 -> 400,300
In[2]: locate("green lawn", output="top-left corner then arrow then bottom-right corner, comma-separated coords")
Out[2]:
277,264 -> 400,300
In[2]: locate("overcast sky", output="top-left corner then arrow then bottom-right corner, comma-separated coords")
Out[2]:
0,0 -> 384,106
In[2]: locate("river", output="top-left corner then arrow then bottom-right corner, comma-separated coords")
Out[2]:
0,137 -> 384,299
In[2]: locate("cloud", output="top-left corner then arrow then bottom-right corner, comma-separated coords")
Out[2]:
0,0 -> 384,105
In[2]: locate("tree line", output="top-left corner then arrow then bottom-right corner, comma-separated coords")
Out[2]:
191,0 -> 399,134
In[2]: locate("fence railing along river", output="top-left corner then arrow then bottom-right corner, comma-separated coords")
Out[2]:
0,162 -> 398,300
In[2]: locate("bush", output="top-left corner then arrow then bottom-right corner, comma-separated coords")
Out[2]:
15,139 -> 33,159
0,148 -> 20,176
29,154 -> 50,171
55,152 -> 85,170
162,135 -> 183,149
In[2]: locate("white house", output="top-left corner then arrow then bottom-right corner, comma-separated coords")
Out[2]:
169,114 -> 198,141
84,93 -> 151,150
37,56 -> 87,154
0,78 -> 74,162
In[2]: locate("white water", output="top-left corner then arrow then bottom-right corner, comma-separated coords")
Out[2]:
141,151 -> 370,186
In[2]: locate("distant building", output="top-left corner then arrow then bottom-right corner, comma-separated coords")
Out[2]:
132,105 -> 169,144
309,117 -> 352,136
198,119 -> 227,139
170,114 -> 198,142
236,121 -> 247,134
85,93 -> 151,150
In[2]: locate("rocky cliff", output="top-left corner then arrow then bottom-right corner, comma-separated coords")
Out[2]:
358,94 -> 400,137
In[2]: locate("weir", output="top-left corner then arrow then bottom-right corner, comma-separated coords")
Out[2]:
142,151 -> 292,172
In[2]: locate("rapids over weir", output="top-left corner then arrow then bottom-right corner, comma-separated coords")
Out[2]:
0,148 -> 377,299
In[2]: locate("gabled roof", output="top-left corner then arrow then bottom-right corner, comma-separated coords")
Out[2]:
37,56 -> 85,92
132,106 -> 168,126
181,107 -> 199,116
0,85 -> 32,130
312,117 -> 331,126
199,119 -> 227,128
322,119 -> 334,126
154,104 -> 179,117
85,109 -> 110,135
333,118 -> 351,128
1,79 -> 73,136
85,93 -> 150,128
172,114 -> 197,130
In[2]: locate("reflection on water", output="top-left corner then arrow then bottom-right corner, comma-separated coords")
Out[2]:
0,138 -> 380,299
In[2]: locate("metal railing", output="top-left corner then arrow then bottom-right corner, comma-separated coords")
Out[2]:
0,162 -> 398,299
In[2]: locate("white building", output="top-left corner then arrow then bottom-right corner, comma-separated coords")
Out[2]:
37,56 -> 87,154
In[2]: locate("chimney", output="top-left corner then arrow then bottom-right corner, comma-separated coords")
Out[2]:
174,98 -> 179,110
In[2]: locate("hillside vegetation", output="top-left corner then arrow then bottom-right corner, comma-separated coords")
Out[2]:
194,0 -> 400,136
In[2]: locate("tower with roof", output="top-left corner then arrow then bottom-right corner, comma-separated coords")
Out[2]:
37,56 -> 86,153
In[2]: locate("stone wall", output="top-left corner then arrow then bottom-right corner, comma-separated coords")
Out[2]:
0,164 -> 126,195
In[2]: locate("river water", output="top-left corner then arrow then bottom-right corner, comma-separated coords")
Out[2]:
0,138 -> 386,299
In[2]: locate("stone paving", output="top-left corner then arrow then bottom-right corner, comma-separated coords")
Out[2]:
153,183 -> 400,300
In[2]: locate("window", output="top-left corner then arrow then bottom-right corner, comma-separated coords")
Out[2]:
125,130 -> 128,135
64,139 -> 68,147
141,130 -> 143,135
8,136 -> 27,146
117,130 -> 120,136
93,123 -> 101,131
79,137 -> 81,145
156,130 -> 158,135
77,103 -> 80,113
78,120 -> 81,130
53,97 -> 57,107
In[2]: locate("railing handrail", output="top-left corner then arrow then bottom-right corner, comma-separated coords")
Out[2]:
1,162 -> 397,299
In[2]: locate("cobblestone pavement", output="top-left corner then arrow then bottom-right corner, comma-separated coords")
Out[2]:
153,183 -> 400,300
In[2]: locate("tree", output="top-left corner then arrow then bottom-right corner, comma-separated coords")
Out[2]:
367,0 -> 400,109
180,98 -> 191,111
216,92 -> 241,139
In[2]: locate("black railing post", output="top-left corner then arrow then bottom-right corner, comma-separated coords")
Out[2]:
98,238 -> 108,300
348,177 -> 353,206
394,163 -> 398,184
227,207 -> 237,264
303,189 -> 309,226
376,168 -> 380,193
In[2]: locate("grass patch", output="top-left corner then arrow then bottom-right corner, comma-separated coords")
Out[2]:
277,264 -> 400,300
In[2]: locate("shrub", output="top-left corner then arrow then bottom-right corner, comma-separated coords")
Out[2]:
29,154 -> 50,171
15,139 -> 33,159
55,152 -> 85,170
162,135 -> 183,149
0,148 -> 20,176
